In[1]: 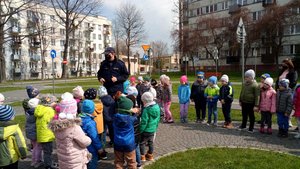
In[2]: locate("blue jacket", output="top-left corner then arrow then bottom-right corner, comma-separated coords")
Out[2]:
178,84 -> 191,104
97,58 -> 129,96
113,113 -> 136,152
80,115 -> 102,156
190,80 -> 207,101
123,80 -> 130,95
100,95 -> 116,122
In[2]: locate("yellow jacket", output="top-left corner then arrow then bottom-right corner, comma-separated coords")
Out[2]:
92,100 -> 104,134
0,122 -> 27,167
34,105 -> 55,143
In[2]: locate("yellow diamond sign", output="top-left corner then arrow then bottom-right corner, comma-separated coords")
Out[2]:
141,45 -> 150,52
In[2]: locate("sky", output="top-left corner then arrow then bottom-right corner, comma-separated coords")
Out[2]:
101,0 -> 175,54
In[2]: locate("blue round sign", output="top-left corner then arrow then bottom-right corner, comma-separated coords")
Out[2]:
143,54 -> 149,61
50,49 -> 56,59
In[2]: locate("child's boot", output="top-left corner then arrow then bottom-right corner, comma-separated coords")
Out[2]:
277,128 -> 282,137
146,153 -> 154,161
226,122 -> 234,129
259,127 -> 265,134
222,122 -> 228,128
294,133 -> 300,139
141,155 -> 146,162
267,128 -> 272,135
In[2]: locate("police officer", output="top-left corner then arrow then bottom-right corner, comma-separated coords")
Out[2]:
97,47 -> 129,96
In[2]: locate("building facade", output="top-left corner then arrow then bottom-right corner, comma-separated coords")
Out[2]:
182,0 -> 300,72
6,3 -> 111,80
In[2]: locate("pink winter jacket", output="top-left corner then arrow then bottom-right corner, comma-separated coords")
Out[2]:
259,87 -> 276,113
49,118 -> 92,169
294,86 -> 300,117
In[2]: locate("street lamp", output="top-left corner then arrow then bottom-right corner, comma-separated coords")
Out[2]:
148,48 -> 153,77
213,47 -> 219,76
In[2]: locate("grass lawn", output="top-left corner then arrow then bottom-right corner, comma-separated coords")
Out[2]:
145,148 -> 300,169
8,101 -> 23,107
0,87 -> 24,93
14,115 -> 25,131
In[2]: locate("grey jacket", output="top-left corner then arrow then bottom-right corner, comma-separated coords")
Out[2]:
25,113 -> 37,140
276,88 -> 293,115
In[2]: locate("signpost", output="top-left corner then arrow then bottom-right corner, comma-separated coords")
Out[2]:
50,49 -> 56,95
141,45 -> 153,76
237,17 -> 246,83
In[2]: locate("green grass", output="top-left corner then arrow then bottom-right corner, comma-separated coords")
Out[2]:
0,87 -> 24,93
8,101 -> 23,107
145,148 -> 300,169
49,80 -> 100,87
14,115 -> 25,131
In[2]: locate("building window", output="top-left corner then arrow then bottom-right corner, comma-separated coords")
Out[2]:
98,25 -> 102,30
98,34 -> 101,40
214,4 -> 217,12
60,40 -> 65,46
93,33 -> 96,40
50,27 -> 55,34
60,29 -> 65,35
206,6 -> 209,13
51,39 -> 55,46
99,44 -> 102,50
252,11 -> 262,21
93,44 -> 96,50
50,15 -> 55,21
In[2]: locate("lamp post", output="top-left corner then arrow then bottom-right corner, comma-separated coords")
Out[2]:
148,48 -> 153,77
237,17 -> 246,83
213,47 -> 219,76
253,48 -> 257,73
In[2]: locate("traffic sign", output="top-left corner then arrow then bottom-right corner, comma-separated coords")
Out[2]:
50,49 -> 56,59
143,54 -> 149,61
141,45 -> 150,52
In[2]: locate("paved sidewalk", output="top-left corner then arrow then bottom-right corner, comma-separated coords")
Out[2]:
19,122 -> 300,169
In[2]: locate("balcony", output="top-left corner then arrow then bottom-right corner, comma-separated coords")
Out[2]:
10,26 -> 21,35
70,46 -> 79,51
30,41 -> 41,49
11,40 -> 22,48
14,68 -> 21,73
11,54 -> 20,61
30,55 -> 40,62
228,4 -> 241,14
263,0 -> 276,7
70,57 -> 78,62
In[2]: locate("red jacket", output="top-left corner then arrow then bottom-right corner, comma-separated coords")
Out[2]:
259,87 -> 276,113
294,86 -> 300,117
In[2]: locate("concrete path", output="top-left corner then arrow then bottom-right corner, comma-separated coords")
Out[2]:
18,121 -> 300,169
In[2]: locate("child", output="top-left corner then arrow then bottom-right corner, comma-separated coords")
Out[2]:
0,101 -> 27,169
277,79 -> 293,138
260,73 -> 271,88
84,88 -> 107,159
239,69 -> 259,133
114,95 -> 138,169
140,92 -> 160,162
34,95 -> 57,169
127,85 -> 138,98
130,76 -> 137,87
178,75 -> 191,123
293,84 -> 300,138
79,100 -> 103,169
136,76 -> 144,108
98,86 -> 115,146
59,92 -> 78,119
151,79 -> 164,118
139,76 -> 157,102
0,93 -> 4,105
204,76 -> 219,126
49,106 -> 92,169
161,75 -> 174,123
73,86 -> 84,114
123,79 -> 131,95
258,77 -> 276,134
219,75 -> 234,128
191,71 -> 207,123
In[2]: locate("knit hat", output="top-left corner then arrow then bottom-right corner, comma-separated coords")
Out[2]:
127,86 -> 138,97
143,76 -> 151,82
279,79 -> 290,88
264,77 -> 274,87
84,88 -> 97,100
129,76 -> 136,83
220,74 -> 229,83
197,71 -> 205,79
208,76 -> 217,85
59,92 -> 77,119
0,93 -> 4,105
117,96 -> 133,114
98,86 -> 108,98
28,98 -> 40,109
245,69 -> 255,80
40,95 -> 57,106
141,92 -> 154,104
0,105 -> 15,121
138,76 -> 143,82
81,100 -> 95,114
180,75 -> 188,83
26,85 -> 40,98
260,73 -> 271,80
72,86 -> 84,99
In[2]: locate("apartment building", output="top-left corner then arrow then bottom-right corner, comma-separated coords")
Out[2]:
182,0 -> 300,71
7,3 -> 111,80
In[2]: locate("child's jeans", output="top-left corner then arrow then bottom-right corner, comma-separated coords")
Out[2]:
222,102 -> 232,123
135,143 -> 141,166
163,102 -> 173,122
180,103 -> 189,120
140,132 -> 155,155
195,99 -> 206,121
114,150 -> 136,169
241,102 -> 255,131
41,142 -> 53,168
260,111 -> 273,128
277,112 -> 289,132
207,102 -> 218,124
88,152 -> 99,169
31,140 -> 42,164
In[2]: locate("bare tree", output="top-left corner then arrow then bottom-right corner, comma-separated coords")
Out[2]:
150,40 -> 168,71
50,0 -> 102,78
112,19 -> 122,57
115,2 -> 145,74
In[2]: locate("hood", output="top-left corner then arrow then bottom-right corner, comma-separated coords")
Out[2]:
48,118 -> 82,132
94,101 -> 103,115
0,122 -> 18,140
146,104 -> 159,117
34,105 -> 50,118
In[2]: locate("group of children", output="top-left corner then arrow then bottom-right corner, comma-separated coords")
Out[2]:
178,69 -> 299,138
0,79 -> 162,169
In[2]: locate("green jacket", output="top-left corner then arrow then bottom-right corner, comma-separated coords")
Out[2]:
239,80 -> 260,106
140,104 -> 160,133
34,105 -> 55,143
0,122 -> 27,167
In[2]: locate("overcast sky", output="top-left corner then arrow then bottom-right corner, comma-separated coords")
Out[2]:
102,0 -> 175,54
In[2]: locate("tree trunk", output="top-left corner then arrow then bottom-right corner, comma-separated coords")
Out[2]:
62,24 -> 70,79
127,44 -> 131,75
0,25 -> 6,83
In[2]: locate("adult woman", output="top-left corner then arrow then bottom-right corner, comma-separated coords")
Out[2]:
276,58 -> 298,90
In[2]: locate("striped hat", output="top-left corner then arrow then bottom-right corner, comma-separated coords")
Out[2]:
0,105 -> 16,121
